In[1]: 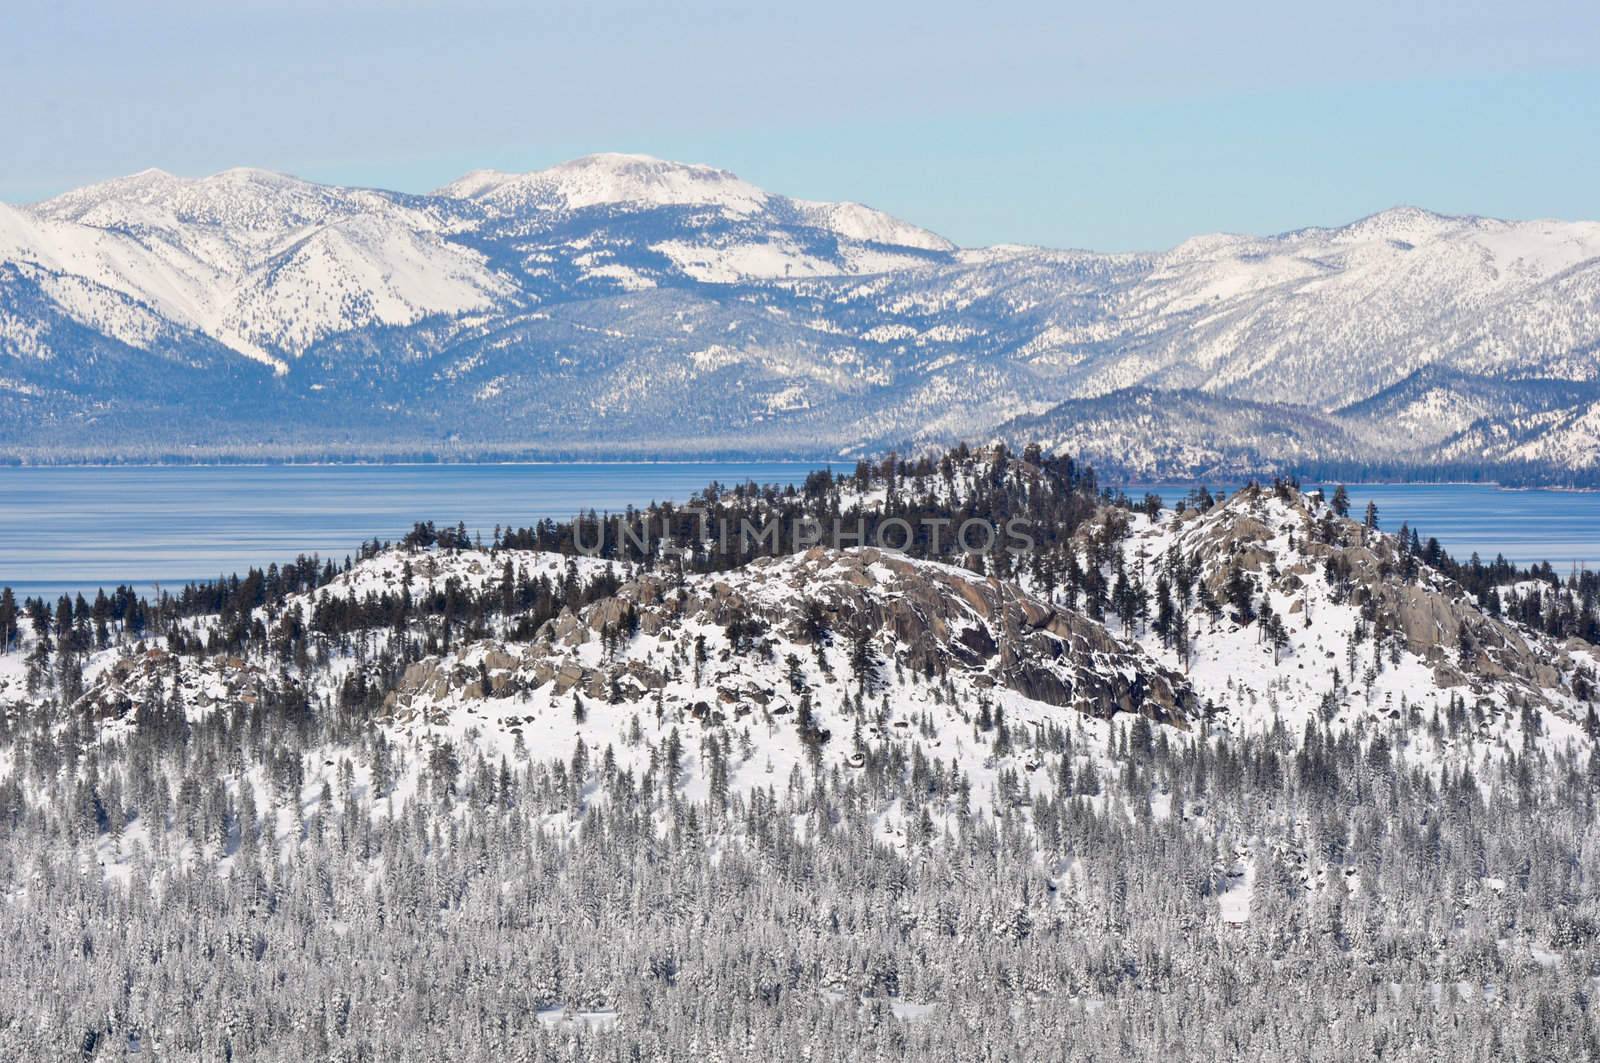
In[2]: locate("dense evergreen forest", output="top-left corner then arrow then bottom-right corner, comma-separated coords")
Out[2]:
0,445 -> 1597,1060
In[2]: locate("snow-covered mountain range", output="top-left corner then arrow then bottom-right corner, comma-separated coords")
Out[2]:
4,154 -> 1599,477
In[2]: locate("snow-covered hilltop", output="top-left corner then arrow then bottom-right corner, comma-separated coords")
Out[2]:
1123,484 -> 1597,747
21,449 -> 1595,819
4,158 -> 1600,476
3,450 -> 1598,1057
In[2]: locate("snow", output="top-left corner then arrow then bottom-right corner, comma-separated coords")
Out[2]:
1324,206 -> 1473,246
10,156 -> 1600,469
649,234 -> 940,284
534,1007 -> 620,1030
211,542 -> 1154,844
438,153 -> 772,217
1107,490 -> 1596,775
3,480 -> 1596,1003
436,155 -> 953,267
217,214 -> 513,356
1218,865 -> 1252,924
888,1000 -> 940,1021
793,200 -> 954,252
652,238 -> 838,283
11,171 -> 512,366
2,474 -> 1597,1056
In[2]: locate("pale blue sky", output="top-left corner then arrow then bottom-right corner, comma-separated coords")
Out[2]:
5,0 -> 1598,249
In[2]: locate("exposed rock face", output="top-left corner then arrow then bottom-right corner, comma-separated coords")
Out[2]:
1179,485 -> 1594,707
763,549 -> 1201,725
384,547 -> 1205,727
75,647 -> 290,722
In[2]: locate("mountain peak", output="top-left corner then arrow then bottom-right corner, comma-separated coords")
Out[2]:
30,167 -> 187,214
32,165 -> 333,226
1328,205 -> 1481,244
433,153 -> 954,251
27,166 -> 426,244
436,152 -> 770,216
1164,206 -> 1483,261
208,165 -> 306,185
561,151 -> 690,168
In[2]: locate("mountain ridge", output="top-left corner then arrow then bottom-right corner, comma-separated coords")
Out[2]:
2,446 -> 1597,1055
5,155 -> 1600,478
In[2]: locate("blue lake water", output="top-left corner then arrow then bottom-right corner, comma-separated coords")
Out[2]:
0,463 -> 826,600
0,467 -> 1596,600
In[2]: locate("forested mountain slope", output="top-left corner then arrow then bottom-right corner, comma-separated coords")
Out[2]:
1,448 -> 1597,1057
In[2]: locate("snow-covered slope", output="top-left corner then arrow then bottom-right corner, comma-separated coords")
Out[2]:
996,387 -> 1375,480
438,153 -> 952,255
437,153 -> 775,218
1116,485 -> 1596,749
4,458 -> 1597,1057
41,483 -> 1596,825
6,158 -> 1600,473
1337,366 -> 1600,449
1079,209 -> 1600,407
26,168 -> 511,366
335,545 -> 1204,812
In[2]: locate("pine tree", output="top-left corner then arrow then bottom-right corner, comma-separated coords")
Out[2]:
0,587 -> 18,652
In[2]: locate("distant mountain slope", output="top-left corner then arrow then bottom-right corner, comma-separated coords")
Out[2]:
4,155 -> 1600,475
1077,210 -> 1600,408
990,387 -> 1374,480
1336,366 -> 1600,447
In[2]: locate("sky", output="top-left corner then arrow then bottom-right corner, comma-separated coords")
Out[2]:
4,0 -> 1598,250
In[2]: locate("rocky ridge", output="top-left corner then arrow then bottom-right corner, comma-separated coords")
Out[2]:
383,546 -> 1202,731
1120,485 -> 1597,748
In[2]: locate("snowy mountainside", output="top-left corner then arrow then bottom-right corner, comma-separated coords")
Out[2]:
357,494 -> 1596,804
0,256 -> 273,440
53,541 -> 1206,825
1001,367 -> 1600,481
435,153 -> 774,216
23,169 -> 510,368
1335,365 -> 1600,448
40,463 -> 1592,820
1088,209 -> 1600,407
1114,485 -> 1596,752
374,546 -> 1202,786
438,153 -> 953,258
993,387 -> 1375,480
1433,396 -> 1600,473
3,453 -> 1600,1056
5,159 -> 1600,474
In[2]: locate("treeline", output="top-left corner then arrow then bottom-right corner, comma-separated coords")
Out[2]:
5,446 -> 1598,682
0,640 -> 1596,1059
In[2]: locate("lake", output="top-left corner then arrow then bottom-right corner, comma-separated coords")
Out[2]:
0,463 -> 824,600
1,466 -> 1597,600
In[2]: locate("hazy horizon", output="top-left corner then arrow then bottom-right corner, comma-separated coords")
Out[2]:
6,0 -> 1597,251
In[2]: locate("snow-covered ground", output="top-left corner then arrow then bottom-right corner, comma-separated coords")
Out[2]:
9,158 -> 1600,471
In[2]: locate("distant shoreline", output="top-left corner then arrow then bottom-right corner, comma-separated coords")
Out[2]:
0,458 -> 836,470
1,440 -> 1597,490
0,461 -> 1596,491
